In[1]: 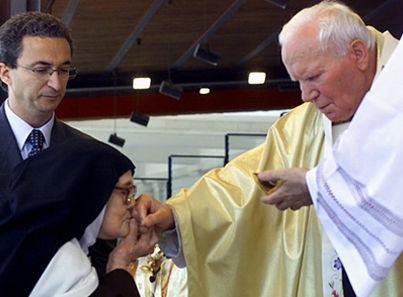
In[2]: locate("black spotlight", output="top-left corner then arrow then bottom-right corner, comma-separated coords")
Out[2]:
130,111 -> 150,127
108,133 -> 125,147
159,80 -> 183,100
193,43 -> 220,66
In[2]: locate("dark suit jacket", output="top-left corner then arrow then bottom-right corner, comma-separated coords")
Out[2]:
0,102 -> 91,176
0,102 -> 119,280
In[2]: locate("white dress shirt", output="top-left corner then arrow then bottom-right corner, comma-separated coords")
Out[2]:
4,99 -> 54,159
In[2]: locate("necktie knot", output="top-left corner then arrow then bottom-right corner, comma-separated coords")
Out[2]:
27,129 -> 45,157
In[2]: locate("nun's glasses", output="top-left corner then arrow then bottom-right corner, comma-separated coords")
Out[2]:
114,185 -> 137,206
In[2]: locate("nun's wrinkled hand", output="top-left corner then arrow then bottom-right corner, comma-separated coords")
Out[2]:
106,219 -> 156,273
257,168 -> 312,211
135,225 -> 159,257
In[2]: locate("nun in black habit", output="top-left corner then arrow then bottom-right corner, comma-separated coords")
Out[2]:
0,138 -> 158,297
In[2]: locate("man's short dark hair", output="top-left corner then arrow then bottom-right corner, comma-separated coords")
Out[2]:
0,11 -> 74,68
0,11 -> 73,92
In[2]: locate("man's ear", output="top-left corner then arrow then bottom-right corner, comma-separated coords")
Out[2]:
349,39 -> 370,71
0,62 -> 11,87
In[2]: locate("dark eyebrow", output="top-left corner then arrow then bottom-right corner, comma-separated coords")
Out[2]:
31,60 -> 72,67
116,181 -> 133,189
123,181 -> 133,187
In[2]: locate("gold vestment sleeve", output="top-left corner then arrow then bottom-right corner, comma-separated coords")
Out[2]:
168,103 -> 325,296
167,101 -> 403,297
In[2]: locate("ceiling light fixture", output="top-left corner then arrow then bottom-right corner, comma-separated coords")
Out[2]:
264,0 -> 288,9
193,43 -> 220,66
199,87 -> 210,95
248,72 -> 266,85
132,77 -> 151,89
130,111 -> 150,127
159,80 -> 183,100
108,133 -> 125,147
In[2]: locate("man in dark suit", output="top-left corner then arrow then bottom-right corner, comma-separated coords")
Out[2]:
0,11 -> 112,277
0,12 -> 87,171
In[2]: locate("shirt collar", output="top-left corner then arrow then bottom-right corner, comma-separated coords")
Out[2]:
4,99 -> 54,150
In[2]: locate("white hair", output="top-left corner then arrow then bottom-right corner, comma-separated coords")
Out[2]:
279,1 -> 376,56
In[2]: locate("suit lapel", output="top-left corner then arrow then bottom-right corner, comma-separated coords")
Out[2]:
50,119 -> 67,146
0,103 -> 23,173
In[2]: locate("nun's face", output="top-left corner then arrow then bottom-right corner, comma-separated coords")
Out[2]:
98,170 -> 136,240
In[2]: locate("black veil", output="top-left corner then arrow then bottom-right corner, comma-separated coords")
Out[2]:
0,138 -> 134,296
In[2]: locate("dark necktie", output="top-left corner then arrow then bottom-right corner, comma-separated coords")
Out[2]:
27,129 -> 45,157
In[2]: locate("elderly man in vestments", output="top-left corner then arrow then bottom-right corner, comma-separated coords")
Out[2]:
258,36 -> 403,297
136,1 -> 403,297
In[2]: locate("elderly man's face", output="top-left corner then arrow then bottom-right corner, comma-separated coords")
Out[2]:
281,27 -> 369,123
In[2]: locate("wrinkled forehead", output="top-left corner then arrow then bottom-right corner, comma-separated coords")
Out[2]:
281,23 -> 320,62
282,43 -> 321,64
115,170 -> 133,188
281,39 -> 323,80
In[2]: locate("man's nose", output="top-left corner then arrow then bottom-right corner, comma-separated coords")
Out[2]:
300,82 -> 319,102
47,71 -> 63,90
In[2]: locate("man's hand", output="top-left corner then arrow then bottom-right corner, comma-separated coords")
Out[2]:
135,193 -> 175,233
257,168 -> 312,211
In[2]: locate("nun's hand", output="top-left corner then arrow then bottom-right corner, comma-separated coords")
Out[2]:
106,219 -> 156,273
135,224 -> 159,257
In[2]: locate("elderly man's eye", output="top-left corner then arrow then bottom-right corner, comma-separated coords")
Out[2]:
308,73 -> 322,81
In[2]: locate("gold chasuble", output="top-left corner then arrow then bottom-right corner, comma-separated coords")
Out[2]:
167,29 -> 403,297
168,103 -> 403,297
168,103 -> 326,297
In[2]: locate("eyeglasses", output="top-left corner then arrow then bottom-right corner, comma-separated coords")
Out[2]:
114,185 -> 137,206
16,64 -> 78,80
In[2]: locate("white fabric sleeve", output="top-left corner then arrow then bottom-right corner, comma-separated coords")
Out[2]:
158,205 -> 186,268
306,167 -> 319,209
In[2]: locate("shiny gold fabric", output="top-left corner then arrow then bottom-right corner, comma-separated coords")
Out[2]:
168,103 -> 326,297
167,29 -> 403,297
